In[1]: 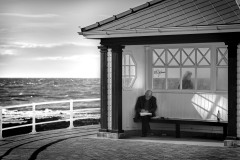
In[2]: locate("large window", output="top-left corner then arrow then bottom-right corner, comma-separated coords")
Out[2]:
122,53 -> 136,89
151,45 -> 227,92
216,48 -> 228,91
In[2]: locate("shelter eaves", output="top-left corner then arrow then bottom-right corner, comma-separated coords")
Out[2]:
80,0 -> 240,38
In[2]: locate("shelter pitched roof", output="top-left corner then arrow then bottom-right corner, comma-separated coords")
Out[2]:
80,0 -> 240,38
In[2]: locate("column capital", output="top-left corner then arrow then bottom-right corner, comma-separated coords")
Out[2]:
98,45 -> 108,53
108,45 -> 125,51
226,40 -> 238,59
225,40 -> 240,46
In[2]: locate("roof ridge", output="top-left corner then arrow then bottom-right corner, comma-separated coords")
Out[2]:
81,0 -> 167,32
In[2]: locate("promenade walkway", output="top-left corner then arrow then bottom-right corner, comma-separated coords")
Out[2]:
0,125 -> 240,160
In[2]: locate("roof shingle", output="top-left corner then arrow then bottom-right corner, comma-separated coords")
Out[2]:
80,0 -> 240,38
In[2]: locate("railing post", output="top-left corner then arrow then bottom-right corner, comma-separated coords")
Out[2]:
31,104 -> 36,134
0,107 -> 3,140
68,99 -> 74,129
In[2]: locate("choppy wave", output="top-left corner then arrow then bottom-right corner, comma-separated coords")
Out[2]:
0,78 -> 101,125
0,78 -> 100,107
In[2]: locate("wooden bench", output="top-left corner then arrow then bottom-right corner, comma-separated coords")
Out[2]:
133,117 -> 228,138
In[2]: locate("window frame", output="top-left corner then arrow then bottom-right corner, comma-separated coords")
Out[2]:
148,43 -> 228,93
216,47 -> 228,91
122,52 -> 137,90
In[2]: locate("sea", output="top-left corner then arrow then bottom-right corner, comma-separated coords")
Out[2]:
0,78 -> 100,124
0,78 -> 100,107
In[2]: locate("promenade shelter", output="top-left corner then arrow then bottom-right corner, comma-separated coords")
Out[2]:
79,0 -> 240,141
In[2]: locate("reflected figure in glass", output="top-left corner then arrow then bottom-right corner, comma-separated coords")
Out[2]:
181,71 -> 194,89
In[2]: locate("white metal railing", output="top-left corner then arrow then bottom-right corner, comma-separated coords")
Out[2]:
0,98 -> 100,140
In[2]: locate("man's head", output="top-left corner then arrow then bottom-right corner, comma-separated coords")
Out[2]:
145,90 -> 152,100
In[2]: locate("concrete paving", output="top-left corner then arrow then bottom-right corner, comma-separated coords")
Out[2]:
0,125 -> 240,160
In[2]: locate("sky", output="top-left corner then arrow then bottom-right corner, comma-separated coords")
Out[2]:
0,0 -> 148,78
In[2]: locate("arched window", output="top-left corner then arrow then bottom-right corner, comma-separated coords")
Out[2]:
122,53 -> 137,89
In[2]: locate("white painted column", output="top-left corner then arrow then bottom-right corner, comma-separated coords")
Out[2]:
107,49 -> 112,130
237,44 -> 240,138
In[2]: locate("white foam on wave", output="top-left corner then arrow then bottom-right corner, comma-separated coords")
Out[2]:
2,108 -> 100,124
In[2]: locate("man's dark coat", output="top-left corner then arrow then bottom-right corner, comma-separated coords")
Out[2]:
135,95 -> 157,119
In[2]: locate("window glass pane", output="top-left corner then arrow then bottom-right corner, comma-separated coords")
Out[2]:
155,59 -> 164,66
183,48 -> 194,55
125,77 -> 133,87
182,48 -> 195,66
197,68 -> 210,90
122,66 -> 125,76
153,49 -> 166,65
125,55 -> 130,65
217,68 -> 228,91
125,66 -> 129,76
155,49 -> 164,56
122,78 -> 125,87
168,49 -> 180,66
130,66 -> 135,76
197,48 -> 211,66
199,48 -> 209,54
182,68 -> 195,90
122,56 -> 125,65
167,68 -> 180,89
160,51 -> 166,64
153,68 -> 166,90
122,54 -> 136,89
153,52 -> 158,64
217,48 -> 228,66
130,57 -> 134,65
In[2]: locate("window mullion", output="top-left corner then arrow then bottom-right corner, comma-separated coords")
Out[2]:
180,48 -> 183,90
165,49 -> 168,90
195,48 -> 197,91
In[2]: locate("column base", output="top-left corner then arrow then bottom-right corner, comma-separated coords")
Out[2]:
224,140 -> 240,147
226,136 -> 238,140
99,129 -> 108,132
97,131 -> 125,139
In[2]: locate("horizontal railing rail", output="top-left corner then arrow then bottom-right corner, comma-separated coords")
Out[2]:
0,98 -> 100,140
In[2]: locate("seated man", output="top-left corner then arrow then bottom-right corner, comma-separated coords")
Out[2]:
135,90 -> 157,137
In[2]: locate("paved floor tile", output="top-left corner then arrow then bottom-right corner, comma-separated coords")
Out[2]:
0,125 -> 240,160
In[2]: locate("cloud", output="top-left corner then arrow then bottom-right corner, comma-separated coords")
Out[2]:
0,13 -> 59,18
0,49 -> 16,55
0,41 -> 97,49
32,54 -> 99,61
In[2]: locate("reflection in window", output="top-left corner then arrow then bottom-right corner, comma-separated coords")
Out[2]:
153,68 -> 166,90
182,70 -> 194,89
181,68 -> 195,89
122,54 -> 136,88
152,47 -> 212,91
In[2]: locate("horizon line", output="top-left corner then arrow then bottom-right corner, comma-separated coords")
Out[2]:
0,77 -> 100,79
